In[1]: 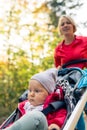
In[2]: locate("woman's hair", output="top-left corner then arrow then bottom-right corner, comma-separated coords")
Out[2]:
58,15 -> 77,35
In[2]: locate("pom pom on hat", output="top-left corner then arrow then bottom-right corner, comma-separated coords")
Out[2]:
31,68 -> 58,93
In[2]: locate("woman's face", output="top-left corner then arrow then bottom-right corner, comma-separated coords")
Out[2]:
59,17 -> 74,36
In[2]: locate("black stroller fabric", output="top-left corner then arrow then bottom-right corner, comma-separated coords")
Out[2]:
56,67 -> 87,129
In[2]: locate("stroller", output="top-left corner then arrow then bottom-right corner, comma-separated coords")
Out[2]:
0,59 -> 87,130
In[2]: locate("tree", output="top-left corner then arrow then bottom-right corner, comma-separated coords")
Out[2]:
45,0 -> 83,27
0,0 -> 84,124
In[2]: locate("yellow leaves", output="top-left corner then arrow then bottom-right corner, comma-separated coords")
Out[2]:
0,18 -> 3,23
32,3 -> 50,14
14,9 -> 21,15
17,0 -> 29,8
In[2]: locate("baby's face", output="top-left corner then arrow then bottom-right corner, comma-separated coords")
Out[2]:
28,80 -> 49,106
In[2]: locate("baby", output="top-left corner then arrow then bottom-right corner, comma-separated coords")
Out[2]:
4,68 -> 67,130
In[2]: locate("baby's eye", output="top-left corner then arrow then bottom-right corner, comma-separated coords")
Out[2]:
35,89 -> 40,93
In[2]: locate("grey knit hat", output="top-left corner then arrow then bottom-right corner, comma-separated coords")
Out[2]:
31,68 -> 58,93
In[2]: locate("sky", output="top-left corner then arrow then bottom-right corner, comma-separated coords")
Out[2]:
73,0 -> 87,36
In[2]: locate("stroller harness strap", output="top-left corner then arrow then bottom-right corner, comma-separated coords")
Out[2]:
42,101 -> 66,115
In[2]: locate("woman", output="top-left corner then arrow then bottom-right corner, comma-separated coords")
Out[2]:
54,15 -> 87,130
54,15 -> 87,69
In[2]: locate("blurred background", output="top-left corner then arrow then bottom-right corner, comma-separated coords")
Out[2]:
0,0 -> 87,124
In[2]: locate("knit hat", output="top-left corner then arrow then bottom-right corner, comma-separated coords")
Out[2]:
31,68 -> 58,93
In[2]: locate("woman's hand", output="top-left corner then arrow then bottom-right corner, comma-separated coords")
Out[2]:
57,66 -> 62,70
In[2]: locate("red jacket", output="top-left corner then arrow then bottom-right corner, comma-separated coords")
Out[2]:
18,88 -> 67,128
54,35 -> 87,68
